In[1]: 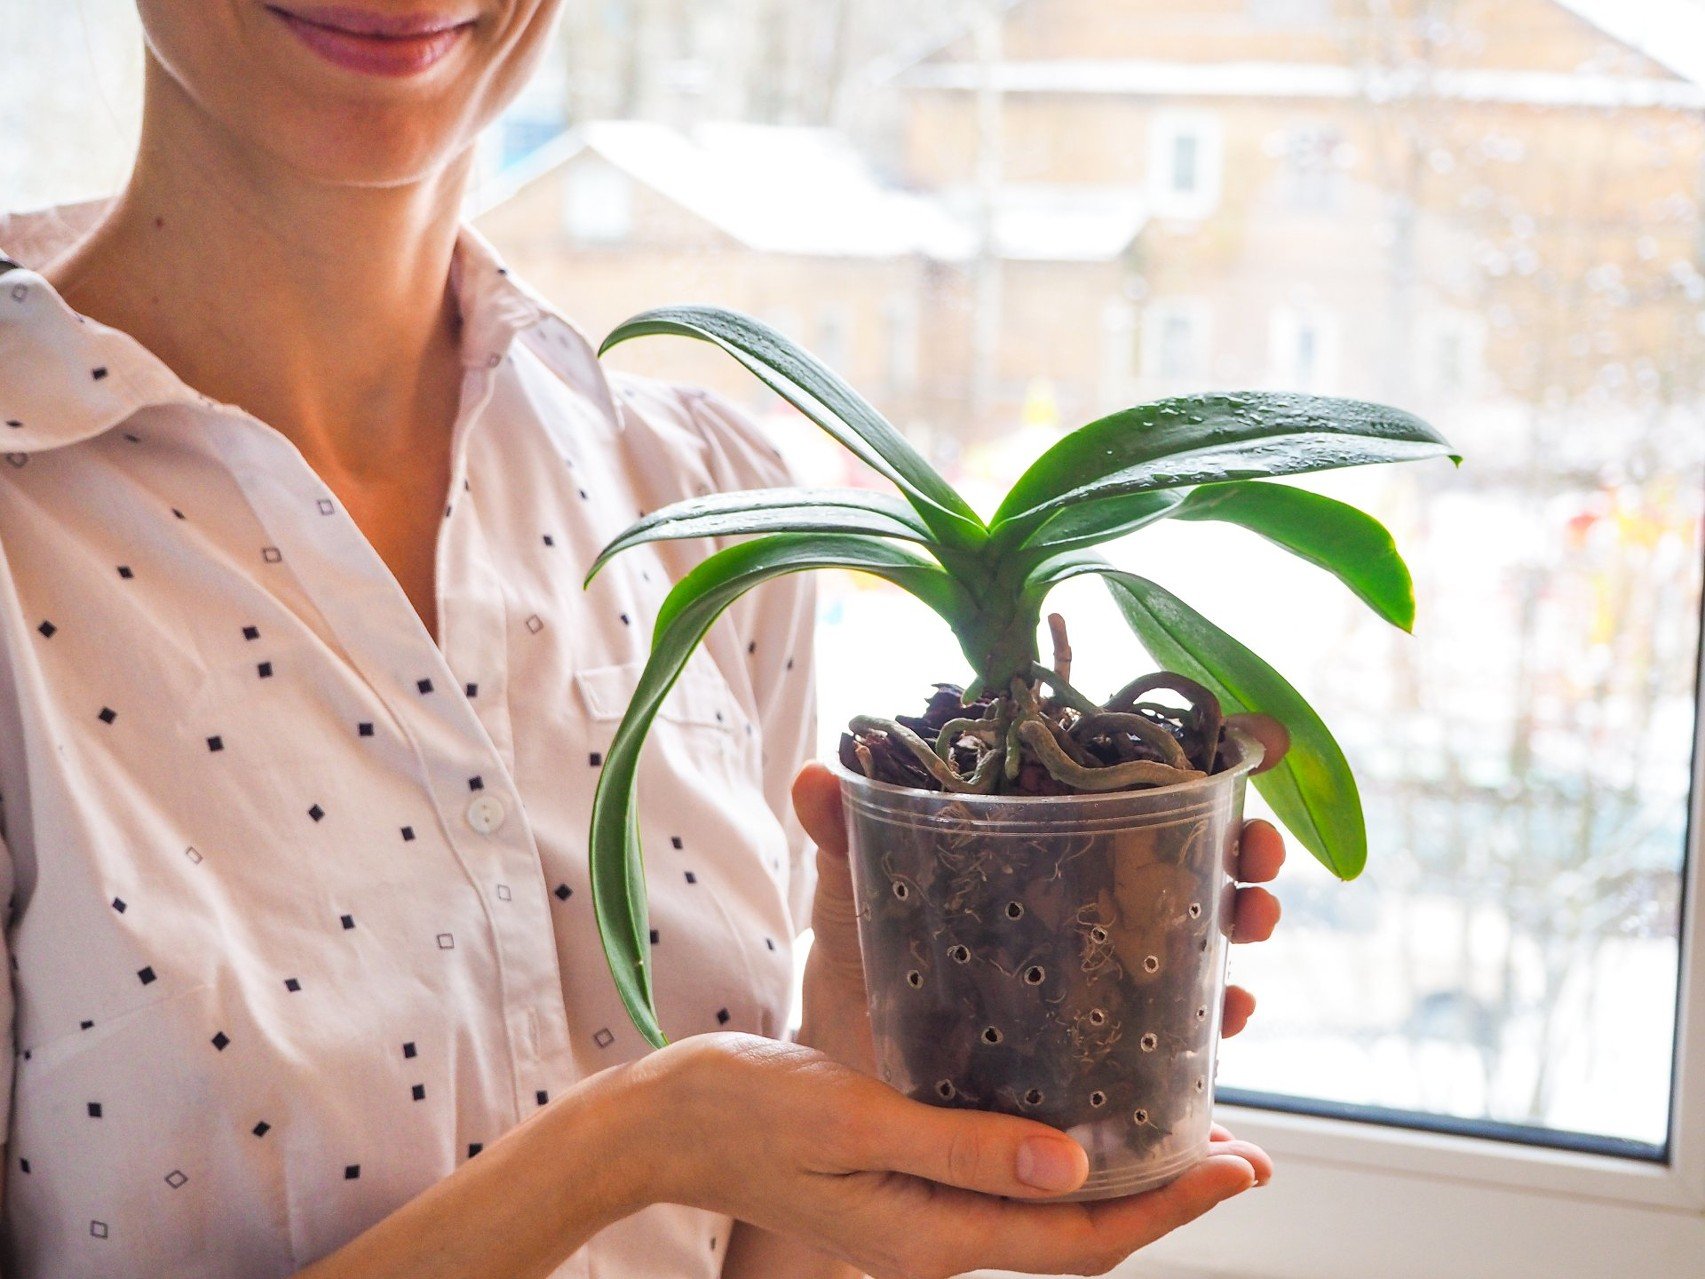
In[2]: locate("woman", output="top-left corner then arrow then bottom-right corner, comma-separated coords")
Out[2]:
0,2 -> 1286,1276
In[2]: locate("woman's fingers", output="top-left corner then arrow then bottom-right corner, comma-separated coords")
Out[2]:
791,761 -> 848,859
957,1153 -> 1260,1276
1222,984 -> 1256,1036
1236,819 -> 1285,883
1205,1128 -> 1272,1183
838,1086 -> 1089,1198
1233,885 -> 1281,943
792,763 -> 866,976
667,1034 -> 1265,1279
1225,712 -> 1289,773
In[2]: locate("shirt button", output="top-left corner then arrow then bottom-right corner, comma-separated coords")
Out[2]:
466,794 -> 507,834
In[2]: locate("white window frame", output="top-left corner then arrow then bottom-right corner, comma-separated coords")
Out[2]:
1415,306 -> 1488,399
1267,304 -> 1341,392
816,302 -> 853,374
1147,111 -> 1224,221
1098,297 -> 1138,409
1139,298 -> 1212,390
883,293 -> 920,398
1128,632 -> 1705,1277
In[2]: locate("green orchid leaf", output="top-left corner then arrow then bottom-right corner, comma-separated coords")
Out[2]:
1009,489 -> 1186,557
584,487 -> 936,586
600,306 -> 985,549
1106,573 -> 1366,880
589,533 -> 970,1048
990,391 -> 1458,546
1171,481 -> 1417,631
1016,551 -> 1365,880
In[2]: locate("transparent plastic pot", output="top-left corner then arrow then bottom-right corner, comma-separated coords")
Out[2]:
834,727 -> 1262,1201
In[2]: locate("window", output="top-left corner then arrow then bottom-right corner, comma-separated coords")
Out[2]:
1099,297 -> 1138,407
1416,307 -> 1487,398
815,304 -> 851,374
1140,299 -> 1211,387
1272,123 -> 1348,212
883,294 -> 919,397
560,162 -> 633,244
13,2 -> 1704,1273
1268,305 -> 1340,391
1148,112 -> 1224,220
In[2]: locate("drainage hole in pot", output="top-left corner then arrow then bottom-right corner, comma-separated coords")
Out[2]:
1023,1088 -> 1044,1106
1142,954 -> 1160,974
1089,925 -> 1109,944
935,1079 -> 956,1100
1088,1008 -> 1107,1026
1189,902 -> 1202,919
1139,1032 -> 1158,1053
981,1026 -> 1003,1045
1023,965 -> 1045,985
892,880 -> 909,900
948,944 -> 971,963
1089,1090 -> 1106,1108
1005,900 -> 1025,920
1133,1108 -> 1150,1125
906,970 -> 924,988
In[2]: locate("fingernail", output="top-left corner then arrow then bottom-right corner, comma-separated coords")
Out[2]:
1016,1138 -> 1081,1192
1206,1155 -> 1258,1198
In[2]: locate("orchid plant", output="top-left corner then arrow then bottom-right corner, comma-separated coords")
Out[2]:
585,306 -> 1457,1048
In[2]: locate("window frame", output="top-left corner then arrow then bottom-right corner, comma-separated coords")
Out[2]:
1139,297 -> 1213,389
1131,611 -> 1705,1276
1146,110 -> 1224,221
1266,304 -> 1341,391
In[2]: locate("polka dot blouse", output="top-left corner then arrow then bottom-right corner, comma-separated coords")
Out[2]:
0,199 -> 818,1278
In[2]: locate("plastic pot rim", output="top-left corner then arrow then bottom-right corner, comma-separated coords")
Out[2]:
828,723 -> 1265,808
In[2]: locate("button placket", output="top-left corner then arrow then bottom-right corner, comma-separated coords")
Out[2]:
221,397 -> 573,1121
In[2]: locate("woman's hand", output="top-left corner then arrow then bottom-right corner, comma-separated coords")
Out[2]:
790,710 -> 1290,1068
650,1032 -> 1267,1279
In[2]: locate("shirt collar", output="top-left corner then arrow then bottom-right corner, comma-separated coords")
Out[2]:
0,200 -> 574,456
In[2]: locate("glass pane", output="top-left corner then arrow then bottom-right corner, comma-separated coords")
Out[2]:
10,0 -> 1697,1153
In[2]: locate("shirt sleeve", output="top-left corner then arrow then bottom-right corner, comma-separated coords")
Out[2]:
673,386 -> 822,939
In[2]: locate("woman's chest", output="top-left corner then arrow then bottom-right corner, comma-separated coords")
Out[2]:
0,398 -> 796,1275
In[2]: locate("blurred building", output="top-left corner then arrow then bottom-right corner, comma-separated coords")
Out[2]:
473,0 -> 1705,461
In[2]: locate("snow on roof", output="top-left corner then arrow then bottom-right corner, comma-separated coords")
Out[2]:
901,58 -> 1705,109
1552,0 -> 1705,90
480,120 -> 1148,263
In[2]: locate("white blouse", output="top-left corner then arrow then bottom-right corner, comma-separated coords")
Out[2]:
0,199 -> 818,1278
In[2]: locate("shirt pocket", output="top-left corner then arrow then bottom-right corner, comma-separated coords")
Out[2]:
15,980 -> 218,1079
573,657 -> 741,734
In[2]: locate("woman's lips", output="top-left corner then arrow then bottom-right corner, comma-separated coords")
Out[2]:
265,6 -> 474,77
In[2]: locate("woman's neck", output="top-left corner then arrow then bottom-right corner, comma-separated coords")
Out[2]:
41,52 -> 471,484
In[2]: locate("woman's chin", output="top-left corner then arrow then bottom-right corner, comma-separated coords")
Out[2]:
228,94 -> 477,191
